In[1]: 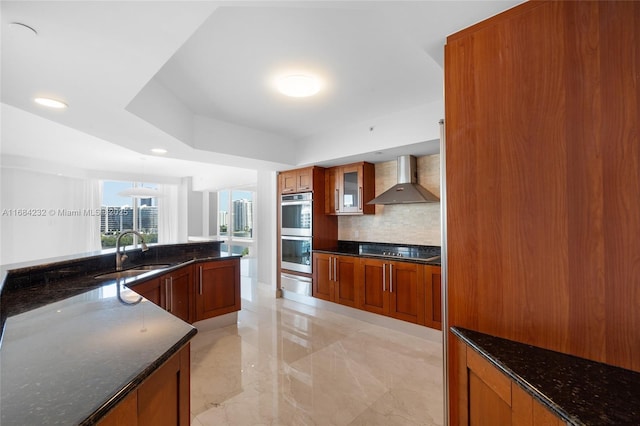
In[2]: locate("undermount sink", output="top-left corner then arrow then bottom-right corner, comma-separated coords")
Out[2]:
94,264 -> 171,280
131,264 -> 171,271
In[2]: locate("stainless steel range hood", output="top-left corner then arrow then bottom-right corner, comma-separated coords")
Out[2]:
367,155 -> 439,205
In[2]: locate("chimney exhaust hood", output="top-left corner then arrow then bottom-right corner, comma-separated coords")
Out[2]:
367,155 -> 439,205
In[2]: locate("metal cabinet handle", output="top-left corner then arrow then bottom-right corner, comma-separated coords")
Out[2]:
170,277 -> 175,313
383,263 -> 386,291
165,278 -> 170,312
333,257 -> 337,281
389,264 -> 393,293
335,189 -> 339,212
199,266 -> 203,295
358,187 -> 363,210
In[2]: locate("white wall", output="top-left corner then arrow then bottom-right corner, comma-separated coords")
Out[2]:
256,169 -> 277,289
184,177 -> 203,237
208,192 -> 218,236
296,100 -> 443,165
0,168 -> 101,265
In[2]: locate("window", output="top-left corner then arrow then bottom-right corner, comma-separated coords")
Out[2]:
100,181 -> 159,248
218,190 -> 254,256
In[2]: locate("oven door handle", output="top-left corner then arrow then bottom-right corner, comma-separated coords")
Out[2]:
281,235 -> 312,241
281,201 -> 312,207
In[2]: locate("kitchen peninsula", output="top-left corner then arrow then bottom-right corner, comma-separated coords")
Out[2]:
0,241 -> 241,425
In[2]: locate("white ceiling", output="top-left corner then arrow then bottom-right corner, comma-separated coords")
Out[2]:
0,1 -> 522,189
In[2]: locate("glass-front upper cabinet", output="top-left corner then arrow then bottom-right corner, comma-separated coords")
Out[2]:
325,162 -> 375,215
340,165 -> 361,213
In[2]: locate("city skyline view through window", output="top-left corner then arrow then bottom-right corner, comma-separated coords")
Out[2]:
218,190 -> 254,256
101,181 -> 158,248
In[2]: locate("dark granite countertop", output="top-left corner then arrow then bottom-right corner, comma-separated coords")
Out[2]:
452,327 -> 640,425
313,240 -> 442,266
0,241 -> 240,425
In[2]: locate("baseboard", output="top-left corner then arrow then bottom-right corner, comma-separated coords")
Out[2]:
281,290 -> 442,343
192,311 -> 238,332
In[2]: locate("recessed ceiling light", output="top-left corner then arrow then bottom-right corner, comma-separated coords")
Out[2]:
276,74 -> 321,98
150,148 -> 168,155
34,97 -> 68,109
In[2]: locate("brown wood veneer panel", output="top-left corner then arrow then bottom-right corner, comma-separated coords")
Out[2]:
445,0 -> 640,380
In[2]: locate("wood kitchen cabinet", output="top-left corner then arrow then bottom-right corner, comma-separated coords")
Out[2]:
195,259 -> 241,321
129,258 -> 241,325
424,265 -> 442,330
158,267 -> 193,323
358,258 -> 424,324
454,338 -> 563,426
279,167 -> 314,194
446,1 -> 640,418
98,392 -> 137,426
313,253 -> 332,301
138,344 -> 191,426
312,253 -> 358,308
325,162 -> 375,215
131,275 -> 163,307
99,344 -> 191,426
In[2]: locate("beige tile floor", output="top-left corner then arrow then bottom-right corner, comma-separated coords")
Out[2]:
190,284 -> 444,426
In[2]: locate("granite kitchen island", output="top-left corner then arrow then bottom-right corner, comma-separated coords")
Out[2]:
0,241 -> 238,425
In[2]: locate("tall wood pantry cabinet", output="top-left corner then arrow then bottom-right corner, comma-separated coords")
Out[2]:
445,0 -> 640,422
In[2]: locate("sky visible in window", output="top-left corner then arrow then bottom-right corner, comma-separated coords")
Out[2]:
219,190 -> 253,212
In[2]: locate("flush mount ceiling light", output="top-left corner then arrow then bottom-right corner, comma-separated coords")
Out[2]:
118,186 -> 161,199
276,74 -> 321,98
9,22 -> 38,37
150,148 -> 168,155
34,97 -> 68,109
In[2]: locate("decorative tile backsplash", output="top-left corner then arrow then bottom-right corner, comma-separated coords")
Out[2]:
338,155 -> 441,246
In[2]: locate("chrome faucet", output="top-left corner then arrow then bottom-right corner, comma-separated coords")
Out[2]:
115,230 -> 149,271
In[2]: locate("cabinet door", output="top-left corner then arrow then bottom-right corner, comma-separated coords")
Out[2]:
425,266 -> 442,330
296,168 -> 313,192
163,267 -> 192,323
280,171 -> 297,194
455,337 -> 566,426
280,168 -> 314,194
327,163 -> 375,215
130,277 -> 163,308
196,259 -> 241,321
358,258 -> 387,315
324,167 -> 339,214
469,370 -> 513,426
388,261 -> 424,324
467,348 -> 513,426
512,384 -> 564,426
334,255 -> 357,307
98,391 -> 137,426
339,164 -> 362,213
312,253 -> 333,301
138,344 -> 190,426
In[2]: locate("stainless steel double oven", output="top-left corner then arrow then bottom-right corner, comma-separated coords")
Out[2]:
280,192 -> 312,274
